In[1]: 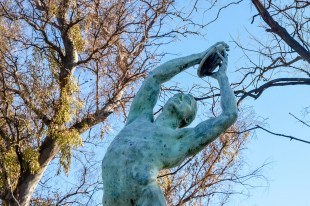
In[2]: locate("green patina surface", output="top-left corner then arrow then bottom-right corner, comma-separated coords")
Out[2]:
102,42 -> 238,206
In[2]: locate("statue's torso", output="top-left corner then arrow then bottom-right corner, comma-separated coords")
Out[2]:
102,118 -> 184,205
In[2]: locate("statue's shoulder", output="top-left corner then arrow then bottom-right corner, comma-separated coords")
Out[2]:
125,116 -> 154,127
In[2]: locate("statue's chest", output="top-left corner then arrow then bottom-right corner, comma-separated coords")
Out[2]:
120,122 -> 176,141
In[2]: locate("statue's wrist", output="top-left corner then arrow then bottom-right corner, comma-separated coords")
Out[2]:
197,52 -> 205,61
216,72 -> 228,80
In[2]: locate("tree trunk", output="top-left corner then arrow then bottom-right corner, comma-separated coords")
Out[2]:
5,138 -> 60,206
8,171 -> 46,206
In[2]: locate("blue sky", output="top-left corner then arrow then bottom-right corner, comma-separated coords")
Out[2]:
158,1 -> 310,206
238,86 -> 310,206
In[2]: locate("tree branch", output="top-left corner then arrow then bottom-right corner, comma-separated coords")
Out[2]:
289,112 -> 310,128
251,0 -> 310,63
255,125 -> 310,145
237,78 -> 310,104
233,125 -> 310,145
194,78 -> 310,104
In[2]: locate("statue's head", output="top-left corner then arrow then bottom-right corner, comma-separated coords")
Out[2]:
162,93 -> 197,128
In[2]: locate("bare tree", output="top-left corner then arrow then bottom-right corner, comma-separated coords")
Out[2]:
234,0 -> 310,103
194,0 -> 309,143
234,0 -> 310,141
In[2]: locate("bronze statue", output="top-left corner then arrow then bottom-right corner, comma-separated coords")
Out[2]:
102,42 -> 237,206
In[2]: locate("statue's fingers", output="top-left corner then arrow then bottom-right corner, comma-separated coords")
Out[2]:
216,50 -> 225,60
223,50 -> 228,58
220,42 -> 229,49
214,42 -> 228,50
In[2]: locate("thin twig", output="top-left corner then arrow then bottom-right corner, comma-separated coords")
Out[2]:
256,125 -> 310,144
158,157 -> 193,178
289,112 -> 310,128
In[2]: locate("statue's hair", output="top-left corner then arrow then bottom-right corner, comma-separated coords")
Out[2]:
179,94 -> 197,128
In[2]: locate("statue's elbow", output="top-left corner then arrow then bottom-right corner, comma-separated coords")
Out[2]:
226,111 -> 238,125
231,111 -> 238,123
146,73 -> 160,84
148,71 -> 162,82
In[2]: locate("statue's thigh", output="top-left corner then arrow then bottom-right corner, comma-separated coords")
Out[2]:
136,183 -> 166,206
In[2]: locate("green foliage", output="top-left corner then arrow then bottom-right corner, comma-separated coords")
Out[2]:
22,148 -> 40,174
0,145 -> 40,191
56,129 -> 83,174
70,24 -> 85,52
47,78 -> 84,174
54,78 -> 83,124
2,148 -> 20,190
47,127 -> 83,174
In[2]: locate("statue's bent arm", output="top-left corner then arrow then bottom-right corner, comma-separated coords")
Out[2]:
178,112 -> 237,157
125,77 -> 160,125
126,52 -> 205,125
178,62 -> 238,157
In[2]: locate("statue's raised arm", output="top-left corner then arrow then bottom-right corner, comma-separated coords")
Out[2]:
125,43 -> 220,125
175,49 -> 238,158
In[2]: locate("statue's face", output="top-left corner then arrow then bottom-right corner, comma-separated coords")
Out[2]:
163,94 -> 197,127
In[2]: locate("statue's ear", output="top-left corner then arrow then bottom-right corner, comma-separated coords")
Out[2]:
185,117 -> 190,124
179,117 -> 190,128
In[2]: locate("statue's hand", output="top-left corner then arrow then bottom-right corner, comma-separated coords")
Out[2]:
197,42 -> 229,78
199,42 -> 229,60
210,49 -> 228,80
213,41 -> 229,52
